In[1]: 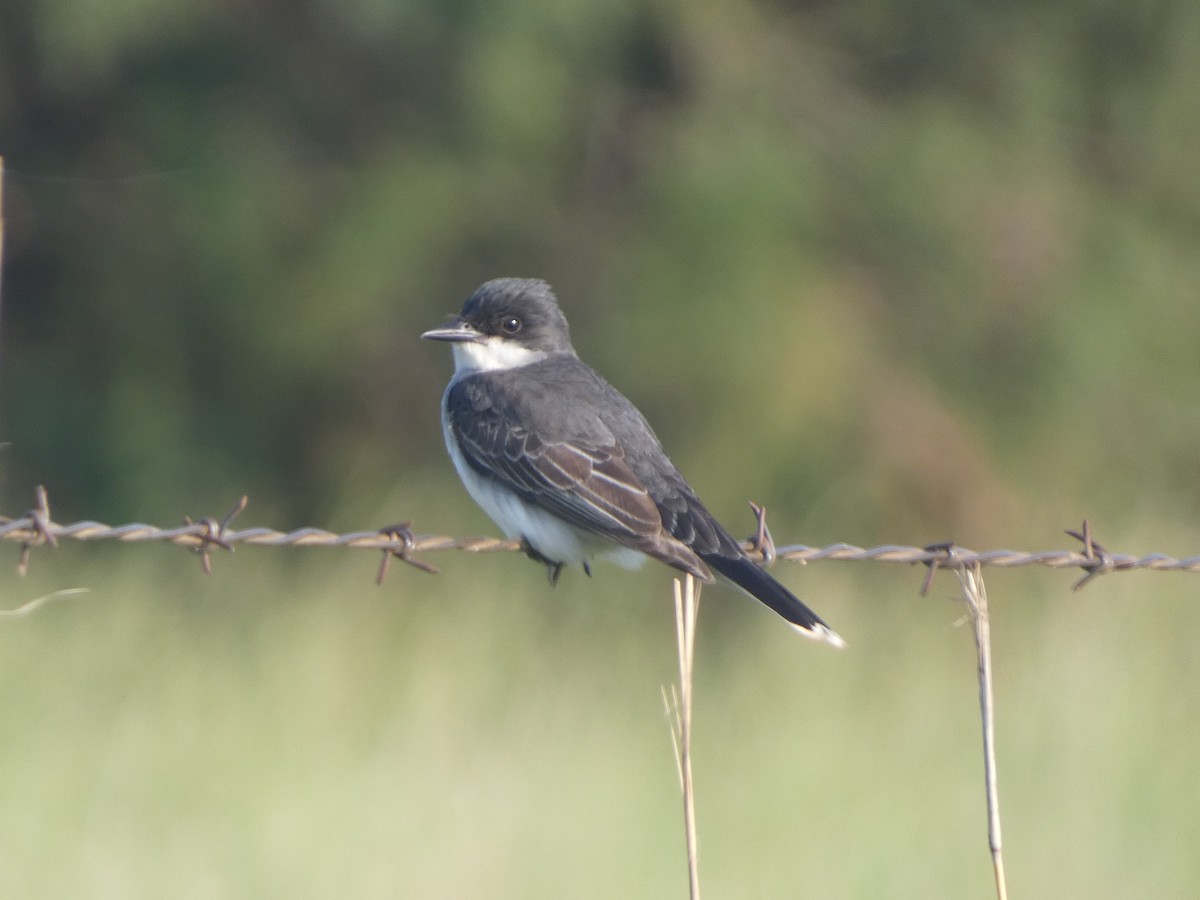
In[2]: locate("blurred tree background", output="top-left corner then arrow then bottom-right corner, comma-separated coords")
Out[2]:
3,0 -> 1197,541
2,1 -> 1199,897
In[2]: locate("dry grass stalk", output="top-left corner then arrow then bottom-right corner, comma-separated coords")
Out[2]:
0,588 -> 89,618
956,562 -> 1008,900
663,574 -> 701,900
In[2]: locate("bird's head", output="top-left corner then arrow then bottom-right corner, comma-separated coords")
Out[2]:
422,278 -> 575,373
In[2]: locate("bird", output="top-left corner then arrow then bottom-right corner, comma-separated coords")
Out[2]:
421,278 -> 843,646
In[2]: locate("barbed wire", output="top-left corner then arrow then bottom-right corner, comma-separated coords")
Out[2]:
0,487 -> 1190,900
2,486 -> 1197,589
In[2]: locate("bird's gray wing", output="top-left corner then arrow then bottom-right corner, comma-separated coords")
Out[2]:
446,369 -> 713,578
448,389 -> 662,539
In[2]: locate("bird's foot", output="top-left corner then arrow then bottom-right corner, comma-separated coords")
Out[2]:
520,539 -> 566,586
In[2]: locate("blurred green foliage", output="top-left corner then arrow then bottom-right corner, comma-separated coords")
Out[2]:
2,0 -> 1197,543
2,2 -> 1200,896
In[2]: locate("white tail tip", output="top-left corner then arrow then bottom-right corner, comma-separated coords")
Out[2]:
794,622 -> 847,649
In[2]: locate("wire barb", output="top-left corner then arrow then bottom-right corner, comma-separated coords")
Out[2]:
1065,518 -> 1125,590
16,485 -> 57,576
181,494 -> 247,574
746,501 -> 777,567
376,522 -> 440,584
919,541 -> 959,597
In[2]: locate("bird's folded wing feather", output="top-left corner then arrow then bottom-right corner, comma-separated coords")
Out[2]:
451,409 -> 663,540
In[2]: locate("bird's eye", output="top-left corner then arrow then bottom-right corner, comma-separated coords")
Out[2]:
500,316 -> 522,334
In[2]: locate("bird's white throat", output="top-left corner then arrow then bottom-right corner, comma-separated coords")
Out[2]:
451,337 -> 548,375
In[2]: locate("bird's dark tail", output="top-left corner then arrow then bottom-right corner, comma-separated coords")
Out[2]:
702,552 -> 845,647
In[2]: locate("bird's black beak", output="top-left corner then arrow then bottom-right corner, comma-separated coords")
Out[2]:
421,318 -> 485,343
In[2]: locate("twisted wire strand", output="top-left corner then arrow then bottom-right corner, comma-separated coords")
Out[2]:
2,510 -> 1198,576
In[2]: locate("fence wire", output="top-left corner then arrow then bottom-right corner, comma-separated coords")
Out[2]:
2,487 -> 1197,587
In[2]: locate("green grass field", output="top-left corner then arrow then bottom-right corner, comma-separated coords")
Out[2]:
2,524 -> 1196,899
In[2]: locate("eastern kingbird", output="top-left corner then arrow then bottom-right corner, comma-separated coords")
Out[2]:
422,278 -> 842,646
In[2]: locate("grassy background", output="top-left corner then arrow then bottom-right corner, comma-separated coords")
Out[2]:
1,520 -> 1198,898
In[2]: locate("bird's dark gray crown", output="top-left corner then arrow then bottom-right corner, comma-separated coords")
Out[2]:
460,278 -> 575,354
